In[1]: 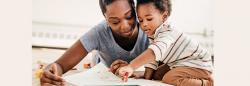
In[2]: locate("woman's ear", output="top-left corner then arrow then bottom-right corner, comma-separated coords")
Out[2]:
104,13 -> 109,21
162,11 -> 169,22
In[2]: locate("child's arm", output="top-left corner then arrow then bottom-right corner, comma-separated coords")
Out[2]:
130,48 -> 156,69
118,49 -> 156,81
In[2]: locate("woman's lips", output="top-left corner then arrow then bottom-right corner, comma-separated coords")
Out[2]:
122,31 -> 132,36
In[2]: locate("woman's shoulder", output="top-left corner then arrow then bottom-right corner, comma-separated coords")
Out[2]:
92,20 -> 109,31
88,20 -> 111,36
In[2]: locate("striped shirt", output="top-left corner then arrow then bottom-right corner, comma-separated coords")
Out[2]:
144,21 -> 213,72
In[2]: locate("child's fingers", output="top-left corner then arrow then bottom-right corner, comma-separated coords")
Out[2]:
119,70 -> 128,82
123,72 -> 129,82
118,68 -> 125,76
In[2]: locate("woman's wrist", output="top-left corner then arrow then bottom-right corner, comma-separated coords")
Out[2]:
45,62 -> 63,76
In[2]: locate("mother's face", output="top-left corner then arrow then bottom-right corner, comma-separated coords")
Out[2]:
104,0 -> 136,38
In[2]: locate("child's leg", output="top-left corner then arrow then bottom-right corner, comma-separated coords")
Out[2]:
162,66 -> 213,86
144,67 -> 155,79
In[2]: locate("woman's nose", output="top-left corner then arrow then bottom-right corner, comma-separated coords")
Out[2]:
120,20 -> 130,31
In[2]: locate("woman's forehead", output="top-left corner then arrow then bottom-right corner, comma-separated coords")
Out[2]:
105,0 -> 132,18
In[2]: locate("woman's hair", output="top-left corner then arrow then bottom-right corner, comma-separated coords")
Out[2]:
136,0 -> 172,16
99,0 -> 136,17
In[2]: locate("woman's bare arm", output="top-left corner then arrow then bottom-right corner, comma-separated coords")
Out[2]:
40,40 -> 89,85
55,40 -> 88,73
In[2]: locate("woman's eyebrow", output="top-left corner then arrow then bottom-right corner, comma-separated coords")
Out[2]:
108,9 -> 132,20
108,17 -> 120,22
124,10 -> 132,16
108,17 -> 119,20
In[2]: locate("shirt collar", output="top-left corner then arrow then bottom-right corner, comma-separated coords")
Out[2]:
150,20 -> 170,39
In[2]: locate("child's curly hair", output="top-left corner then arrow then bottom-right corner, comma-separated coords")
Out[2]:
136,0 -> 172,16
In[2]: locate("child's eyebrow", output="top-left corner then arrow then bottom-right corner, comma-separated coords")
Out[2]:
145,14 -> 152,17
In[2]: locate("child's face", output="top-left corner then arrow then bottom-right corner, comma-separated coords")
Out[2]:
137,3 -> 167,36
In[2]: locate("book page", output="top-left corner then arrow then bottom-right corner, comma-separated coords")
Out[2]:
63,63 -> 171,86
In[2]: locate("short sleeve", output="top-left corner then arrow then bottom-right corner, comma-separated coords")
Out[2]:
148,30 -> 174,61
80,21 -> 106,52
144,61 -> 159,70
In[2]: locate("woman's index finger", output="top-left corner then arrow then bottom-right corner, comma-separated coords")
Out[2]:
51,63 -> 58,76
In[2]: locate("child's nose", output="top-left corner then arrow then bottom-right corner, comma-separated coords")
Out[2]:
142,22 -> 148,28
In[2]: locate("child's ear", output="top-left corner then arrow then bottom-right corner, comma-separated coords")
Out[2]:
162,11 -> 169,22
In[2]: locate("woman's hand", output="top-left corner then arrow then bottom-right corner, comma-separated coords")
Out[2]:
40,63 -> 65,86
109,59 -> 128,74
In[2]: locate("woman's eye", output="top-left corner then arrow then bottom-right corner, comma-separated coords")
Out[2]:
126,15 -> 133,20
110,21 -> 119,25
108,18 -> 120,25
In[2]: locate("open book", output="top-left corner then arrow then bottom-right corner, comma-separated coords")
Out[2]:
63,63 -> 171,86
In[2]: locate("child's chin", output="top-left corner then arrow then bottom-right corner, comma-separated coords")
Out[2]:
146,34 -> 153,37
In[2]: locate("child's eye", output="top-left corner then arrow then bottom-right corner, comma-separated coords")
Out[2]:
113,23 -> 118,25
139,20 -> 143,23
147,18 -> 153,21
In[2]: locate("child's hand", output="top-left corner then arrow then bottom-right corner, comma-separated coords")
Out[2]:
118,65 -> 134,82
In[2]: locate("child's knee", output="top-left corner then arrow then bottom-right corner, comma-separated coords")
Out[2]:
161,68 -> 186,85
162,76 -> 202,86
161,72 -> 175,84
162,73 -> 213,86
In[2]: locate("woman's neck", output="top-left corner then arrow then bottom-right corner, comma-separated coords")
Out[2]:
113,24 -> 139,51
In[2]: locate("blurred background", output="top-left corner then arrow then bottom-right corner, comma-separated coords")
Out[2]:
32,0 -> 214,85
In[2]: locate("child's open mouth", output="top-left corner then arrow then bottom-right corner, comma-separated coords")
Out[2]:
144,29 -> 150,34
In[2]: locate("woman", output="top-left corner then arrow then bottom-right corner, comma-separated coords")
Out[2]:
40,0 -> 149,85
